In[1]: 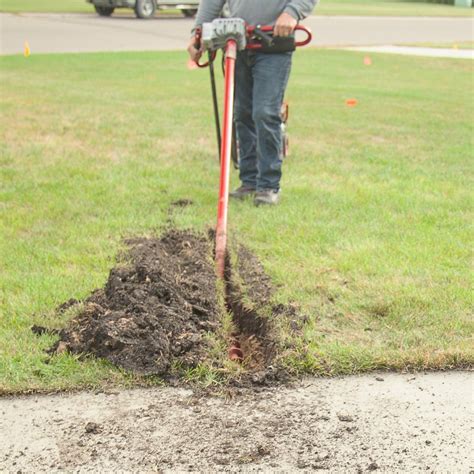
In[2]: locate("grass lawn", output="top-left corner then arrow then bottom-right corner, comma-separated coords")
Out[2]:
316,0 -> 474,16
1,0 -> 473,16
0,0 -> 179,14
1,49 -> 472,393
0,0 -> 91,13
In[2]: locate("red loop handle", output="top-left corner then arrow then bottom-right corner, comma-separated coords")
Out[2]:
294,24 -> 313,47
193,28 -> 213,68
196,51 -> 216,68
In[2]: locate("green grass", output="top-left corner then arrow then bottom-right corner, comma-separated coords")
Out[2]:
0,0 -> 181,14
0,0 -> 91,13
1,49 -> 473,393
1,0 -> 473,16
316,0 -> 474,16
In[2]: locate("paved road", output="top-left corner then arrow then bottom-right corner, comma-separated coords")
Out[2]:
1,13 -> 473,55
1,372 -> 472,471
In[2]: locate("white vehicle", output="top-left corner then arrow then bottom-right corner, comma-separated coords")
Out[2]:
87,0 -> 199,19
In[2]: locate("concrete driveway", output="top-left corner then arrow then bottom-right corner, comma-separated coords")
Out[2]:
1,13 -> 473,55
1,372 -> 472,472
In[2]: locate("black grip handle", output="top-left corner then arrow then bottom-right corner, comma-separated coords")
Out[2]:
254,25 -> 274,47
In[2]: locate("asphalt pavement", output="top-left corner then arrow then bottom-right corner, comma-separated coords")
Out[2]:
1,12 -> 473,55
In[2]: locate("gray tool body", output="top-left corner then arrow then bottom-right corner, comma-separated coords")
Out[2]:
201,18 -> 247,51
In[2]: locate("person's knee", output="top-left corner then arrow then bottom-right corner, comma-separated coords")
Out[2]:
252,103 -> 280,125
234,104 -> 252,123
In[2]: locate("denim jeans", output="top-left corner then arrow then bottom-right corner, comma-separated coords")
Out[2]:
234,50 -> 293,191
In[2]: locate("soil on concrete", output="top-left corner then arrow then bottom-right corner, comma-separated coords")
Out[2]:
2,373 -> 472,472
47,228 -> 300,381
50,230 -> 221,376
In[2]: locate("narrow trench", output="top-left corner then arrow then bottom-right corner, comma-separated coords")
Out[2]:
43,228 -> 279,378
223,255 -> 245,362
222,253 -> 275,369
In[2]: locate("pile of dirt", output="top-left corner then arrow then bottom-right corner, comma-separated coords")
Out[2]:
46,227 -> 305,383
51,230 -> 221,376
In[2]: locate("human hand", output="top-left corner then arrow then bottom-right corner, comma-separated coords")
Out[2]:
187,36 -> 203,62
274,12 -> 297,37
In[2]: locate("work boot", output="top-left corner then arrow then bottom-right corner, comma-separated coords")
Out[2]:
254,189 -> 280,206
229,186 -> 256,200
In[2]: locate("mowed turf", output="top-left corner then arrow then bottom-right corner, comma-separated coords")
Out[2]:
1,0 -> 473,16
0,49 -> 472,393
316,0 -> 474,16
0,0 -> 91,13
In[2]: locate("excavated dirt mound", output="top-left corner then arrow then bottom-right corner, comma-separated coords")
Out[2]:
51,230 -> 221,376
47,228 -> 305,382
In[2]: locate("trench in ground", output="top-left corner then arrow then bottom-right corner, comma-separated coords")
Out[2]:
41,228 -> 301,383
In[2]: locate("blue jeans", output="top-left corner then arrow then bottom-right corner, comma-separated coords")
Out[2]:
234,51 -> 293,191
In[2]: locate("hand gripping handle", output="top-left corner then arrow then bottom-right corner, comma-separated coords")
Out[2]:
193,28 -> 216,68
246,24 -> 312,49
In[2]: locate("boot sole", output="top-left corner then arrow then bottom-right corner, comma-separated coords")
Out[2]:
254,198 -> 279,206
229,192 -> 256,200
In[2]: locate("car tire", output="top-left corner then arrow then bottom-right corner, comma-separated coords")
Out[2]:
135,0 -> 156,18
94,6 -> 115,16
182,9 -> 197,17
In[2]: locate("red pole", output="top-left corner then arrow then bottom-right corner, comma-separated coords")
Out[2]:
215,38 -> 237,279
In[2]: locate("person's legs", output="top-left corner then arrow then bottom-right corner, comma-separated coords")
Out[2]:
251,52 -> 292,192
234,51 -> 257,190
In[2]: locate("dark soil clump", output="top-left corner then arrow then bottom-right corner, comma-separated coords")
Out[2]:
170,199 -> 194,208
47,227 -> 305,385
50,230 -> 221,376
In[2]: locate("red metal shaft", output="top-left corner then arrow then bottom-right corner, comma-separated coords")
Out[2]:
215,39 -> 237,279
